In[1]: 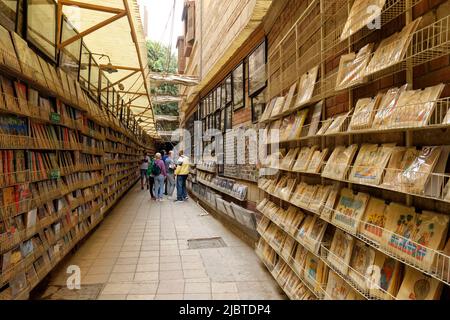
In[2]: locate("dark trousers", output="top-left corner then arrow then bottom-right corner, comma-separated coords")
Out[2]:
176,175 -> 188,200
148,176 -> 155,198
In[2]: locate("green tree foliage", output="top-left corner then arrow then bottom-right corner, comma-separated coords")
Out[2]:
147,40 -> 180,133
147,40 -> 179,111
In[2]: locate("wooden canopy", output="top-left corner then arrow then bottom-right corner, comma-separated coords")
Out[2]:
59,0 -> 158,138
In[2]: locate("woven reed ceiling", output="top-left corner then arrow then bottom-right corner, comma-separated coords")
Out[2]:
60,0 -> 157,137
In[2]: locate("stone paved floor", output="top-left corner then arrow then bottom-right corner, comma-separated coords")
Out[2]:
36,184 -> 285,300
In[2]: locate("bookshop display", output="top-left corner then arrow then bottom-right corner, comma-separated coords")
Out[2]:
0,26 -> 144,300
253,7 -> 450,299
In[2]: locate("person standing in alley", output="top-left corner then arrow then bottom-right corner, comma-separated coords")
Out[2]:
165,150 -> 176,198
140,153 -> 150,190
161,150 -> 168,195
146,155 -> 156,200
174,150 -> 190,202
152,153 -> 167,201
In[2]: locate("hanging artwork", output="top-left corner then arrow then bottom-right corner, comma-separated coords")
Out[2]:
396,267 -> 442,300
232,62 -> 245,111
251,89 -> 266,123
248,41 -> 267,96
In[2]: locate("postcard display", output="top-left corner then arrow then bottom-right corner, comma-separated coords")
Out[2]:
255,0 -> 450,300
0,27 -> 144,299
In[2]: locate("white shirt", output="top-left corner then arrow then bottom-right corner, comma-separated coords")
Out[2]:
140,156 -> 150,170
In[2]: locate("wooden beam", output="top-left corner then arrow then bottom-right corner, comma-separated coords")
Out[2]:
99,65 -> 141,72
128,105 -> 151,110
60,0 -> 124,14
128,95 -> 145,104
101,70 -> 140,92
58,10 -> 126,49
56,1 -> 63,52
122,0 -> 155,128
117,91 -> 147,96
136,115 -> 154,119
137,107 -> 152,116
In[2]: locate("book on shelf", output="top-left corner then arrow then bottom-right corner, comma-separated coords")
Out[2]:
25,208 -> 37,229
332,188 -> 370,234
0,76 -> 19,112
327,228 -> 355,275
325,270 -> 363,300
368,251 -> 402,300
0,24 -> 20,72
340,0 -> 388,41
0,114 -> 27,136
347,239 -> 377,291
13,81 -> 28,112
295,66 -> 319,108
9,271 -> 27,297
349,143 -> 396,185
10,32 -> 37,78
30,151 -> 59,178
396,266 -> 443,300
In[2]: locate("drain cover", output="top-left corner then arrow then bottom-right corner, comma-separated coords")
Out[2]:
37,284 -> 104,300
187,237 -> 227,249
